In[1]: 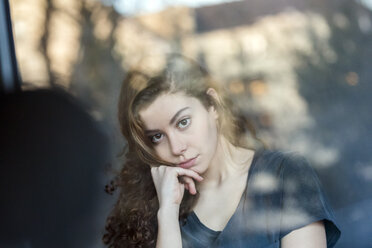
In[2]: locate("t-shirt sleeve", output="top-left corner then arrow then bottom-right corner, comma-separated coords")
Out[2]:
278,153 -> 341,247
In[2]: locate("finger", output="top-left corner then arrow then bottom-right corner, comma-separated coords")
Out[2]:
182,176 -> 197,195
188,181 -> 197,195
179,176 -> 193,194
174,168 -> 203,182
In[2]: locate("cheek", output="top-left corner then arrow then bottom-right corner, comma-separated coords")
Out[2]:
207,118 -> 219,150
196,113 -> 218,150
153,144 -> 170,161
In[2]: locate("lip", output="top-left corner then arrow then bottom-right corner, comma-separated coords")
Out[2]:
178,155 -> 198,169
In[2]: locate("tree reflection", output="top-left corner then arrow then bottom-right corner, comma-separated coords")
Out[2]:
9,0 -> 372,246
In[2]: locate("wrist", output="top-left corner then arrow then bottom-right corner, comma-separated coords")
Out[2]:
157,205 -> 179,219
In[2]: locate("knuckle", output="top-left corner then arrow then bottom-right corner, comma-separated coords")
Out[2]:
165,165 -> 176,172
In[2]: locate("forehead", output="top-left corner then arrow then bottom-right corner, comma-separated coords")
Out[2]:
139,92 -> 200,129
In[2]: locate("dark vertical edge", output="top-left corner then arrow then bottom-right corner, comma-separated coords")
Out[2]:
0,0 -> 21,95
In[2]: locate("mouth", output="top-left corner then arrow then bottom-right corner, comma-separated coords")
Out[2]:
178,155 -> 198,169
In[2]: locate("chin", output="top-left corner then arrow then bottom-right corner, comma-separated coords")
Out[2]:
190,167 -> 201,174
191,163 -> 208,175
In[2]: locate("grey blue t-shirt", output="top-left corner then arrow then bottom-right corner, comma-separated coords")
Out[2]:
180,149 -> 341,248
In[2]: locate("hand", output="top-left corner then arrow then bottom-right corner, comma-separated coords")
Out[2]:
151,166 -> 203,208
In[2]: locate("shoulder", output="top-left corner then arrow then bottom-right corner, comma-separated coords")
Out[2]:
250,150 -> 341,247
249,149 -> 320,194
253,149 -> 313,176
253,150 -> 328,211
259,149 -> 316,173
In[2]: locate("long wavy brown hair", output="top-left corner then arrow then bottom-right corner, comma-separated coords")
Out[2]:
103,56 -> 260,247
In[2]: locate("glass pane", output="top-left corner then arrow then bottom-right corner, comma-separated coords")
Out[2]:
7,0 -> 372,247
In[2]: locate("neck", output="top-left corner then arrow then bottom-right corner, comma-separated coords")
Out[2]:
199,136 -> 254,188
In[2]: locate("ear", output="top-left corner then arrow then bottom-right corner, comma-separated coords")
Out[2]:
206,88 -> 219,119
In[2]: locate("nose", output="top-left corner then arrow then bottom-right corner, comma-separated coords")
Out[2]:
168,132 -> 187,156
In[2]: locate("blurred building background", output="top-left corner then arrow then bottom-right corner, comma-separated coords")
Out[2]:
7,0 -> 372,247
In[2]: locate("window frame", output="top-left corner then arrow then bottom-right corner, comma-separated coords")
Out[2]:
0,0 -> 21,94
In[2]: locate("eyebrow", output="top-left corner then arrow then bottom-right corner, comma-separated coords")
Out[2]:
169,107 -> 190,125
144,107 -> 190,135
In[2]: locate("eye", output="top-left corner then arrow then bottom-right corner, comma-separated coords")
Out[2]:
177,118 -> 191,129
150,133 -> 163,144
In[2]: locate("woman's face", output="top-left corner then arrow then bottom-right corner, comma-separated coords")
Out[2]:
138,91 -> 219,174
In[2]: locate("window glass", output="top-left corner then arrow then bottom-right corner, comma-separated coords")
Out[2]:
9,0 -> 372,247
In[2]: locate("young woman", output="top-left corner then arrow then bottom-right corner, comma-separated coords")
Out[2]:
103,57 -> 340,248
